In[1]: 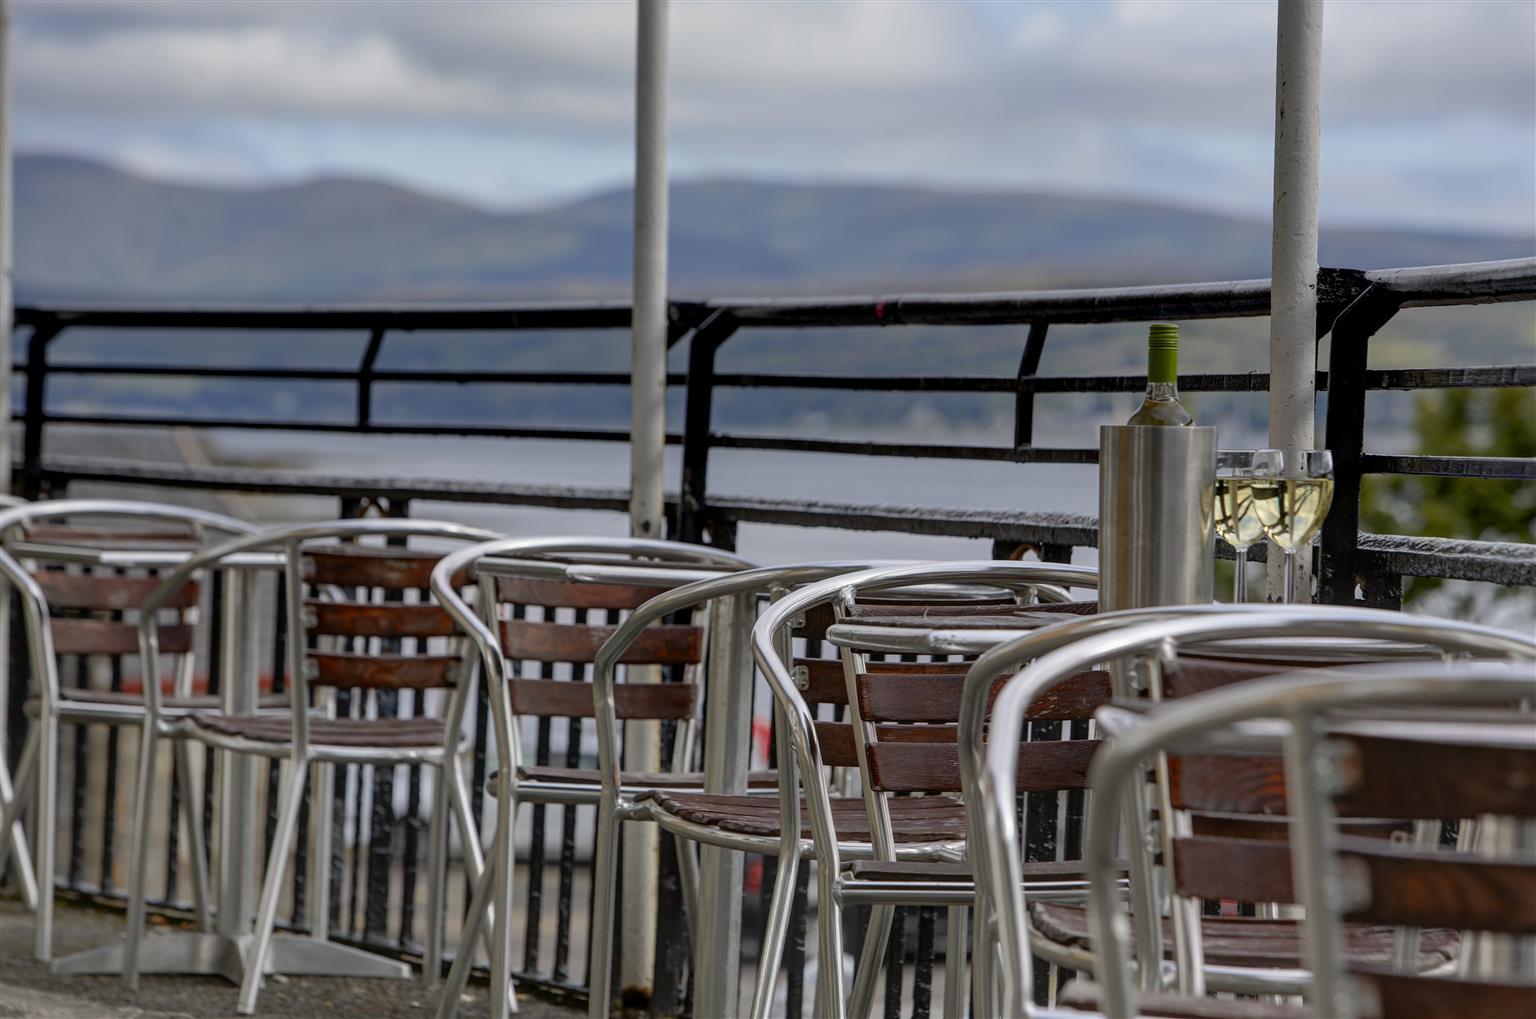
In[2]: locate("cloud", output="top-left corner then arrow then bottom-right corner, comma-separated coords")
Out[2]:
11,0 -> 1534,232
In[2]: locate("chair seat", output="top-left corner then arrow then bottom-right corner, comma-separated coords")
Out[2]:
32,688 -> 289,718
637,790 -> 967,842
1031,902 -> 1459,969
188,712 -> 447,749
844,857 -> 1116,883
513,765 -> 780,789
1057,979 -> 1309,1018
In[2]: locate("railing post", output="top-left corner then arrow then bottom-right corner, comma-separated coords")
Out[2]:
676,310 -> 736,545
1318,287 -> 1401,604
20,322 -> 60,500
1013,322 -> 1049,449
356,328 -> 386,430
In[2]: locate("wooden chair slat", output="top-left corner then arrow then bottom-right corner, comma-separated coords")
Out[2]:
1172,836 -> 1295,903
50,619 -> 194,656
1334,733 -> 1536,820
500,619 -> 701,665
495,576 -> 670,611
506,678 -> 697,720
305,548 -> 449,590
1167,653 -> 1364,699
1170,755 -> 1287,815
1188,812 -> 1410,842
868,737 -> 1101,794
34,571 -> 199,611
1347,967 -> 1535,1019
1341,842 -> 1536,934
308,600 -> 457,639
309,651 -> 458,690
855,668 -> 1111,724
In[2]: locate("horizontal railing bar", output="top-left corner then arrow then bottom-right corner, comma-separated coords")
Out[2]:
23,413 -> 676,443
709,433 -> 1100,463
21,362 -> 1528,397
1355,532 -> 1536,585
14,302 -> 665,331
1364,258 -> 1536,308
1360,454 -> 1536,479
24,455 -> 1533,584
1362,364 -> 1536,390
15,363 -> 688,386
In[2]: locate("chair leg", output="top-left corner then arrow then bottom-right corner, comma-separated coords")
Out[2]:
124,720 -> 161,988
434,850 -> 494,1019
847,902 -> 893,1019
0,724 -> 39,910
173,738 -> 214,930
33,715 -> 59,961
423,767 -> 449,989
673,832 -> 700,950
814,863 -> 848,1019
443,757 -> 505,968
237,757 -> 309,1016
488,786 -> 520,1019
586,800 -> 622,1019
747,849 -> 800,1019
942,906 -> 967,1019
970,900 -> 997,1017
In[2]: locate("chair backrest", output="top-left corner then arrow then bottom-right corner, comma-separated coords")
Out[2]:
1284,668 -> 1536,1019
751,560 -> 1101,870
302,545 -> 469,692
1074,660 -> 1535,1019
0,500 -> 259,703
428,537 -> 756,783
974,608 -> 1536,1018
137,519 -> 505,744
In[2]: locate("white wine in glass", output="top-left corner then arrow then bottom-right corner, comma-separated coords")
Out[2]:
1251,450 -> 1334,602
1213,451 -> 1266,602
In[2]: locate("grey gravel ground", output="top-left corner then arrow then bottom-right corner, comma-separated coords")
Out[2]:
0,898 -> 582,1019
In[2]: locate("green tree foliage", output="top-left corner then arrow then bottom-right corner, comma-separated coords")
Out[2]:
1362,388 -> 1536,604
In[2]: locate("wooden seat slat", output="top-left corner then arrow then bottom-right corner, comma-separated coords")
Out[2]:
1346,967 -> 1535,1019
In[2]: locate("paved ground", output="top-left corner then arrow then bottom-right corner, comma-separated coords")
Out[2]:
0,898 -> 583,1019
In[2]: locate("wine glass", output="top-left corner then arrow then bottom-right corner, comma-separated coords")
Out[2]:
1251,449 -> 1334,603
1213,451 -> 1266,602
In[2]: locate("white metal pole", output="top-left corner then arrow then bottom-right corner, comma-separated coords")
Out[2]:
621,0 -> 669,1005
1267,0 -> 1324,601
630,0 -> 668,542
0,0 -> 13,496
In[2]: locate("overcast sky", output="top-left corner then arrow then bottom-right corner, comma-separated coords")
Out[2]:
13,0 -> 1535,235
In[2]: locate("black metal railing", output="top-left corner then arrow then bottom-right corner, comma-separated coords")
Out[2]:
6,257 -> 1536,1017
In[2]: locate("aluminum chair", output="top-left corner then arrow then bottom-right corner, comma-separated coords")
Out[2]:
426,536 -> 756,1019
973,607 -> 1536,1018
130,519 -> 505,1014
1079,660 -> 1535,1019
0,498 -> 259,963
746,560 -> 1101,1019
574,559 -> 1081,1019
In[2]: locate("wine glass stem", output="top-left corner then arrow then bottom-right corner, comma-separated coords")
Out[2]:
1283,549 -> 1298,603
1233,547 -> 1247,603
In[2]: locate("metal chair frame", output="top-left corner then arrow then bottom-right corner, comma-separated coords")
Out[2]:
0,498 -> 259,964
973,607 -> 1536,1018
750,560 -> 1100,1019
1081,660 -> 1535,1019
132,518 -> 505,1014
425,536 -> 755,1019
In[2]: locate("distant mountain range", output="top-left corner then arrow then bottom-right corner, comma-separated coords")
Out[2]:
16,152 -> 1532,303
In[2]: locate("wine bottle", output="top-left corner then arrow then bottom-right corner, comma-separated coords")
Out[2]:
1127,323 -> 1194,426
